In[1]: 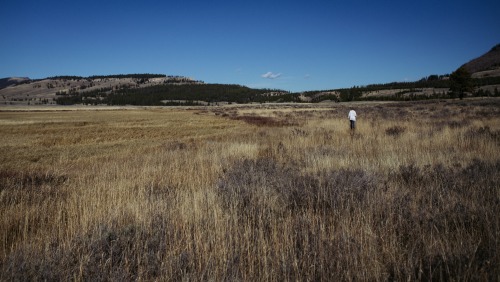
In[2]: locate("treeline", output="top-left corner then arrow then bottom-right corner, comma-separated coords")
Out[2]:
55,74 -> 500,105
304,75 -> 500,102
474,75 -> 500,87
303,76 -> 452,99
56,84 -> 296,105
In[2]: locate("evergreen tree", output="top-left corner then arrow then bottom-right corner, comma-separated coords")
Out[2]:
449,66 -> 473,100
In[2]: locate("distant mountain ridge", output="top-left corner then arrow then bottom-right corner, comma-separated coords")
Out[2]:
1,44 -> 500,105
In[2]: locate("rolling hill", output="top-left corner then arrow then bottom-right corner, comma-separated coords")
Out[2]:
0,74 -> 204,105
1,44 -> 499,105
0,77 -> 30,90
462,44 -> 500,77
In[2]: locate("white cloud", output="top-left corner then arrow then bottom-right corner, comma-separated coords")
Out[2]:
261,72 -> 282,79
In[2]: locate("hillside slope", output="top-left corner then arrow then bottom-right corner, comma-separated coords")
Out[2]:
1,44 -> 500,105
463,44 -> 500,78
0,77 -> 30,90
0,75 -> 201,105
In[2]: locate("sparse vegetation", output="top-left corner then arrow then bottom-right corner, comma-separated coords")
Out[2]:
0,98 -> 499,280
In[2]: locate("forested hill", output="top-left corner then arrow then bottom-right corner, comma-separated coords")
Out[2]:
3,72 -> 499,106
2,44 -> 500,105
56,83 -> 294,106
55,74 -> 499,105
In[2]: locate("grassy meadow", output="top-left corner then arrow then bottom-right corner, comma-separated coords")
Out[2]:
1,99 -> 499,281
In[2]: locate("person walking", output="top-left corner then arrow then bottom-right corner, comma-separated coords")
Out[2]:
348,109 -> 357,130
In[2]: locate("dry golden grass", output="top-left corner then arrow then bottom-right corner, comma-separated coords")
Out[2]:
1,98 -> 499,281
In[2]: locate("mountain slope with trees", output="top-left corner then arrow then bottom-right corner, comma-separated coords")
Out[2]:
462,44 -> 500,75
56,83 -> 293,106
1,44 -> 500,105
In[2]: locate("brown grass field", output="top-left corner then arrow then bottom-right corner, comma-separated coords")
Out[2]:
1,98 -> 499,281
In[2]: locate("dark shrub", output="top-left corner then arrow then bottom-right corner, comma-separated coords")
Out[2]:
0,221 -> 173,281
465,126 -> 500,143
217,157 -> 290,215
385,125 -> 406,137
379,161 -> 500,280
446,119 -> 470,128
231,115 -> 298,127
217,157 -> 378,214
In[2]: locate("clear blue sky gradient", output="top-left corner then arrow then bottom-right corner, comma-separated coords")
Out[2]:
1,0 -> 499,92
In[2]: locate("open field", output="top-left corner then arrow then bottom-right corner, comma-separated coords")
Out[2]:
1,98 -> 499,280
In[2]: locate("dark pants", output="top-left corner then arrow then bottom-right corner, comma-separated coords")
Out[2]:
350,120 -> 356,129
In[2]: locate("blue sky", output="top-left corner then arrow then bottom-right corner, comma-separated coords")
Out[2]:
1,0 -> 499,92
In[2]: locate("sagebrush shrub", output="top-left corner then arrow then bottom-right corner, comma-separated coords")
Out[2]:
385,125 -> 406,137
217,157 -> 378,213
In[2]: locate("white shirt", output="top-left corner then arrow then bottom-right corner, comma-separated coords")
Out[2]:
348,110 -> 357,121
